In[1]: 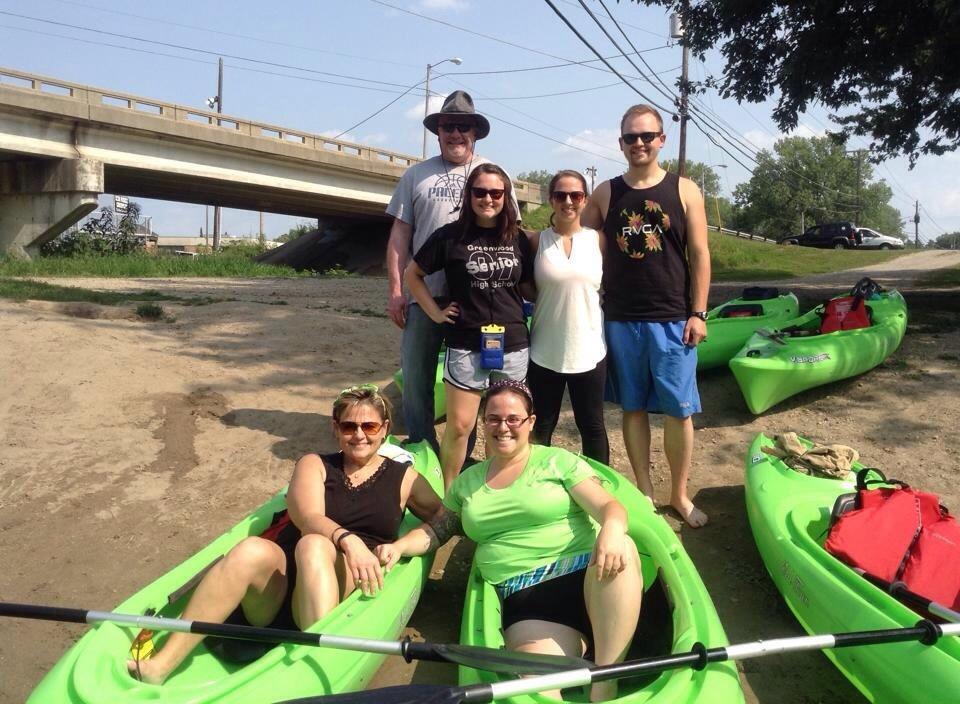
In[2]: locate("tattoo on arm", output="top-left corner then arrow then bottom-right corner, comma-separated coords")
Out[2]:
426,509 -> 463,550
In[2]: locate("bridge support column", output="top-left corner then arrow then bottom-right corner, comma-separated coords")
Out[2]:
0,158 -> 104,259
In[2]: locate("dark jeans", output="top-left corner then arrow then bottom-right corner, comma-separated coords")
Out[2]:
527,358 -> 609,465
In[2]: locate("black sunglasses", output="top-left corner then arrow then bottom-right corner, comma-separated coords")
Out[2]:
621,131 -> 663,145
551,190 -> 586,204
470,187 -> 505,200
439,123 -> 475,134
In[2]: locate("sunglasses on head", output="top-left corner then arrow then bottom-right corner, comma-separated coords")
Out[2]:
336,420 -> 384,436
439,123 -> 475,134
551,190 -> 586,204
621,131 -> 662,145
470,187 -> 505,200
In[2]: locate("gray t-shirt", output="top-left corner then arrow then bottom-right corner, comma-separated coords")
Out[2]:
386,155 -> 518,299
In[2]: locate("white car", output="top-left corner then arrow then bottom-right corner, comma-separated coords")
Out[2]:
856,228 -> 905,250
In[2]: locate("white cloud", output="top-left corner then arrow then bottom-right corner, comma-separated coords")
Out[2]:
416,0 -> 469,11
405,94 -> 446,121
555,127 -> 623,162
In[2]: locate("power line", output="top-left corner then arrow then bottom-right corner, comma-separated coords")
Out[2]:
0,23 -> 426,97
0,10 -> 414,89
447,45 -> 671,77
478,65 -> 681,101
597,0 -> 677,100
333,77 -> 428,140
540,0 -> 674,115
556,0 -> 663,37
46,0 -> 420,68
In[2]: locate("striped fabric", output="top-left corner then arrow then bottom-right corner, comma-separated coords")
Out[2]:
494,551 -> 592,600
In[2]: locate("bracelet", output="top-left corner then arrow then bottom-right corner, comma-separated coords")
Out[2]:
335,530 -> 355,551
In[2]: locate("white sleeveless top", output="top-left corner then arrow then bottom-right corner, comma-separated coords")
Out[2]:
530,227 -> 605,373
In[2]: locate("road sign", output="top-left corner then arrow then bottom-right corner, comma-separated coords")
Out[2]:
114,195 -> 129,215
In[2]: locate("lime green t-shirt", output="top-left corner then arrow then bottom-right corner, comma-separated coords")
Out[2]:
443,445 -> 599,585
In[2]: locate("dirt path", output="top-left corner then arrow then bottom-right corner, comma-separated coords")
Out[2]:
1,257 -> 958,703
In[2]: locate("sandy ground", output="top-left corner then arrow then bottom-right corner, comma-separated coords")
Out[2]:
2,249 -> 959,703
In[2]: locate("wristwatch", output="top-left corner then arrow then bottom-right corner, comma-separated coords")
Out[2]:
691,311 -> 708,321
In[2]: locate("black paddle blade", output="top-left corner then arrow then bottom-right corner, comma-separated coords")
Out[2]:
276,684 -> 469,704
437,642 -> 592,674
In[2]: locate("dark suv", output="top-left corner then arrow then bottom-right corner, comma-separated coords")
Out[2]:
780,222 -> 862,249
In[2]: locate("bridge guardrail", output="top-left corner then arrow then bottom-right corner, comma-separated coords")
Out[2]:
708,224 -> 777,244
0,65 -> 422,167
0,65 -> 545,204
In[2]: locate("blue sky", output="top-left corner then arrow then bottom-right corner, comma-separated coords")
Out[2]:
1,0 -> 956,241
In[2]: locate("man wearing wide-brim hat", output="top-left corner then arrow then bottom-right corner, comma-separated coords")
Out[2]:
385,90 -> 518,451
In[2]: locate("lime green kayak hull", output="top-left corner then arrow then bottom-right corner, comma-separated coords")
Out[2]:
697,292 -> 800,370
729,291 -> 907,414
393,352 -> 446,421
29,440 -> 443,704
457,458 -> 744,703
744,433 -> 960,702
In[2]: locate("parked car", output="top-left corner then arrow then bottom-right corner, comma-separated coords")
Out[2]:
856,227 -> 905,250
779,222 -> 862,249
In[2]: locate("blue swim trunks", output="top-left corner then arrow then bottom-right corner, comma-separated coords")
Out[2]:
604,320 -> 701,417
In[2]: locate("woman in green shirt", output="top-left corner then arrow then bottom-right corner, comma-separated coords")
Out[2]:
376,379 -> 642,701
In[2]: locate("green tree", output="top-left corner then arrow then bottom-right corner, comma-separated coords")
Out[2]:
516,170 -> 554,187
623,1 -> 958,163
661,159 -> 725,198
931,232 -> 960,249
276,222 -> 314,243
732,136 -> 900,238
42,202 -> 144,256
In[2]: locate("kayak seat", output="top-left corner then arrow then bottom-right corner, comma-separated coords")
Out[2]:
719,303 -> 764,319
741,286 -> 780,300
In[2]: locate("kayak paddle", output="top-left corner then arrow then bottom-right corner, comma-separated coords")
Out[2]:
0,601 -> 590,675
855,569 -> 960,623
277,620 -> 960,703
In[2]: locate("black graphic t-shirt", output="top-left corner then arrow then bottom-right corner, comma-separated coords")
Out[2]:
414,221 -> 533,351
601,172 -> 690,321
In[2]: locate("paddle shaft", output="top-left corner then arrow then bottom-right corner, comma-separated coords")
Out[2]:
0,601 -> 434,660
855,570 -> 960,623
463,621 -> 960,702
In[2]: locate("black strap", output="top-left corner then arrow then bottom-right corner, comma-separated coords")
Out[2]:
855,467 -> 909,492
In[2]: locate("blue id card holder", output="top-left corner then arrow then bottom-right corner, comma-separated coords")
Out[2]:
480,324 -> 505,369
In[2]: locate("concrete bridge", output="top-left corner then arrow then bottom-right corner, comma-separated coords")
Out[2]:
0,67 -> 544,258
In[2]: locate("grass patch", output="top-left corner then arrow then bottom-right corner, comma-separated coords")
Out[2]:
135,302 -> 166,321
914,264 -> 960,288
0,253 -> 312,278
710,233 -> 906,280
0,278 -> 224,306
343,306 -> 387,318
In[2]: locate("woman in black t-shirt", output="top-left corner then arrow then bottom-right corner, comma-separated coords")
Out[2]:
404,163 -> 533,489
128,385 -> 441,685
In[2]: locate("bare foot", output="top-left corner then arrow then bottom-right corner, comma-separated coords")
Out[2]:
127,657 -> 169,685
671,498 -> 708,528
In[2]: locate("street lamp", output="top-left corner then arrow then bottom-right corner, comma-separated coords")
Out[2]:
422,57 -> 463,159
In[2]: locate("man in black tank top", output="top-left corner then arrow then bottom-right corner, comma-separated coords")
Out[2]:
582,104 -> 711,528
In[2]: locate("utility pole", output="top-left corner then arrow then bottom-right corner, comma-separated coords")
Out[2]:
259,211 -> 265,246
670,6 -> 690,176
914,200 -> 920,249
585,166 -> 597,194
212,58 -> 224,251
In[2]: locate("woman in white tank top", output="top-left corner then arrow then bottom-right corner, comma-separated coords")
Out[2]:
526,170 -> 609,463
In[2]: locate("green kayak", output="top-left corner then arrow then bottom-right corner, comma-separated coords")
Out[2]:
728,289 -> 907,414
744,433 -> 960,702
457,457 -> 744,703
697,290 -> 799,370
392,351 -> 446,421
29,440 -> 443,703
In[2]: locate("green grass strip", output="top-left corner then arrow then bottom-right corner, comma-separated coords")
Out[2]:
0,253 -> 311,278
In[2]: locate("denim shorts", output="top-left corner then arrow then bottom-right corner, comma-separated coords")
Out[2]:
443,347 -> 529,391
604,320 -> 701,417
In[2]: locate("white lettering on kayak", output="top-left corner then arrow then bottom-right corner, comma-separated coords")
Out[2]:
790,353 -> 831,364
